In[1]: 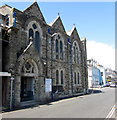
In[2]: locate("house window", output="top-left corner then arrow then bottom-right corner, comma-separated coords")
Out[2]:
61,70 -> 63,84
56,70 -> 59,84
101,72 -> 103,76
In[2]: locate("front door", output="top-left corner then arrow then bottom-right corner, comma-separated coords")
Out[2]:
2,77 -> 8,107
20,77 -> 34,102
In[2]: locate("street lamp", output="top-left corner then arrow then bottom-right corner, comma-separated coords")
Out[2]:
10,76 -> 14,109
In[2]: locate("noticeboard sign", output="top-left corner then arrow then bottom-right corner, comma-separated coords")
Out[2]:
45,78 -> 52,92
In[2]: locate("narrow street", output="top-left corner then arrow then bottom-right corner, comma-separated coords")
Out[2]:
2,87 -> 116,118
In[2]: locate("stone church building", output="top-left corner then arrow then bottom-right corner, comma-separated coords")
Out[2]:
0,2 -> 88,109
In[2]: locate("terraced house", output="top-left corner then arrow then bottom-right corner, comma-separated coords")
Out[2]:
0,2 -> 88,109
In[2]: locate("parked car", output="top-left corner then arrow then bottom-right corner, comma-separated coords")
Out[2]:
110,83 -> 116,88
106,82 -> 110,87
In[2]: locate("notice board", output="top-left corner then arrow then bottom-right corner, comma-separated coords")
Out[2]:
45,78 -> 52,92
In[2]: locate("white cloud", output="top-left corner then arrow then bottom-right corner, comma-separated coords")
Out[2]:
87,41 -> 115,70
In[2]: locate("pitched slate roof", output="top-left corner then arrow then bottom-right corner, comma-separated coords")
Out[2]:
49,15 -> 66,33
67,25 -> 76,36
67,25 -> 81,41
23,2 -> 46,23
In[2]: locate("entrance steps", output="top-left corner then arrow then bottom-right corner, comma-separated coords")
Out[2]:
20,100 -> 37,107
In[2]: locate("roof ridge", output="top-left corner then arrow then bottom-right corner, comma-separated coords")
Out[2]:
23,2 -> 37,12
49,15 -> 60,26
0,4 -> 12,9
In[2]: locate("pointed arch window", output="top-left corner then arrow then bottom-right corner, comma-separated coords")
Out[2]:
73,42 -> 80,64
74,72 -> 77,84
76,47 -> 79,64
35,31 -> 40,53
77,72 -> 80,84
54,34 -> 64,60
28,22 -> 42,54
61,70 -> 63,84
56,70 -> 59,84
22,61 -> 34,74
56,39 -> 59,59
29,28 -> 34,39
78,49 -> 81,64
60,40 -> 63,60
73,46 -> 76,63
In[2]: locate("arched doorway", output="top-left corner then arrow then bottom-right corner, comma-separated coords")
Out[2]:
20,60 -> 37,102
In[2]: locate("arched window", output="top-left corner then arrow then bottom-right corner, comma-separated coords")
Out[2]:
56,70 -> 59,84
73,41 -> 80,64
77,72 -> 79,84
29,28 -> 34,39
22,61 -> 34,74
74,72 -> 77,84
32,23 -> 37,29
73,46 -> 76,63
60,41 -> 63,60
56,39 -> 59,59
61,70 -> 63,84
76,48 -> 78,64
78,49 -> 81,64
35,31 -> 40,53
28,22 -> 42,54
54,33 -> 64,60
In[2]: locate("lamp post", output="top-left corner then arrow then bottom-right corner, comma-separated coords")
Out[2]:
10,76 -> 14,109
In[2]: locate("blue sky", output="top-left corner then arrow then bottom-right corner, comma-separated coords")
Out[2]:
2,2 -> 115,46
1,2 -> 115,69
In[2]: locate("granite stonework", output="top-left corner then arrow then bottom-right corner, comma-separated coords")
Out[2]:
1,2 -> 88,109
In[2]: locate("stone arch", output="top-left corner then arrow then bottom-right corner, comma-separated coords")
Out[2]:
14,55 -> 42,107
17,56 -> 40,76
22,59 -> 38,75
25,18 -> 43,34
24,18 -> 43,55
27,20 -> 43,39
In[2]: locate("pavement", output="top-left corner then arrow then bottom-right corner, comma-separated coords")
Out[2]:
2,87 -> 116,119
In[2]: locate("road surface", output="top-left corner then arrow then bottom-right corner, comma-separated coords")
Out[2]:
2,87 -> 116,118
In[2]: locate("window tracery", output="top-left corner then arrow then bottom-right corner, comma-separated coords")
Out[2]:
28,22 -> 42,54
54,33 -> 64,60
72,41 -> 81,64
22,61 -> 34,74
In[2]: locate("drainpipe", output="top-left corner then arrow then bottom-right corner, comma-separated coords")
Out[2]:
69,39 -> 73,95
50,33 -> 56,100
10,76 -> 14,109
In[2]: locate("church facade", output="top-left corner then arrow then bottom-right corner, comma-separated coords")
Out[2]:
0,2 -> 88,109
